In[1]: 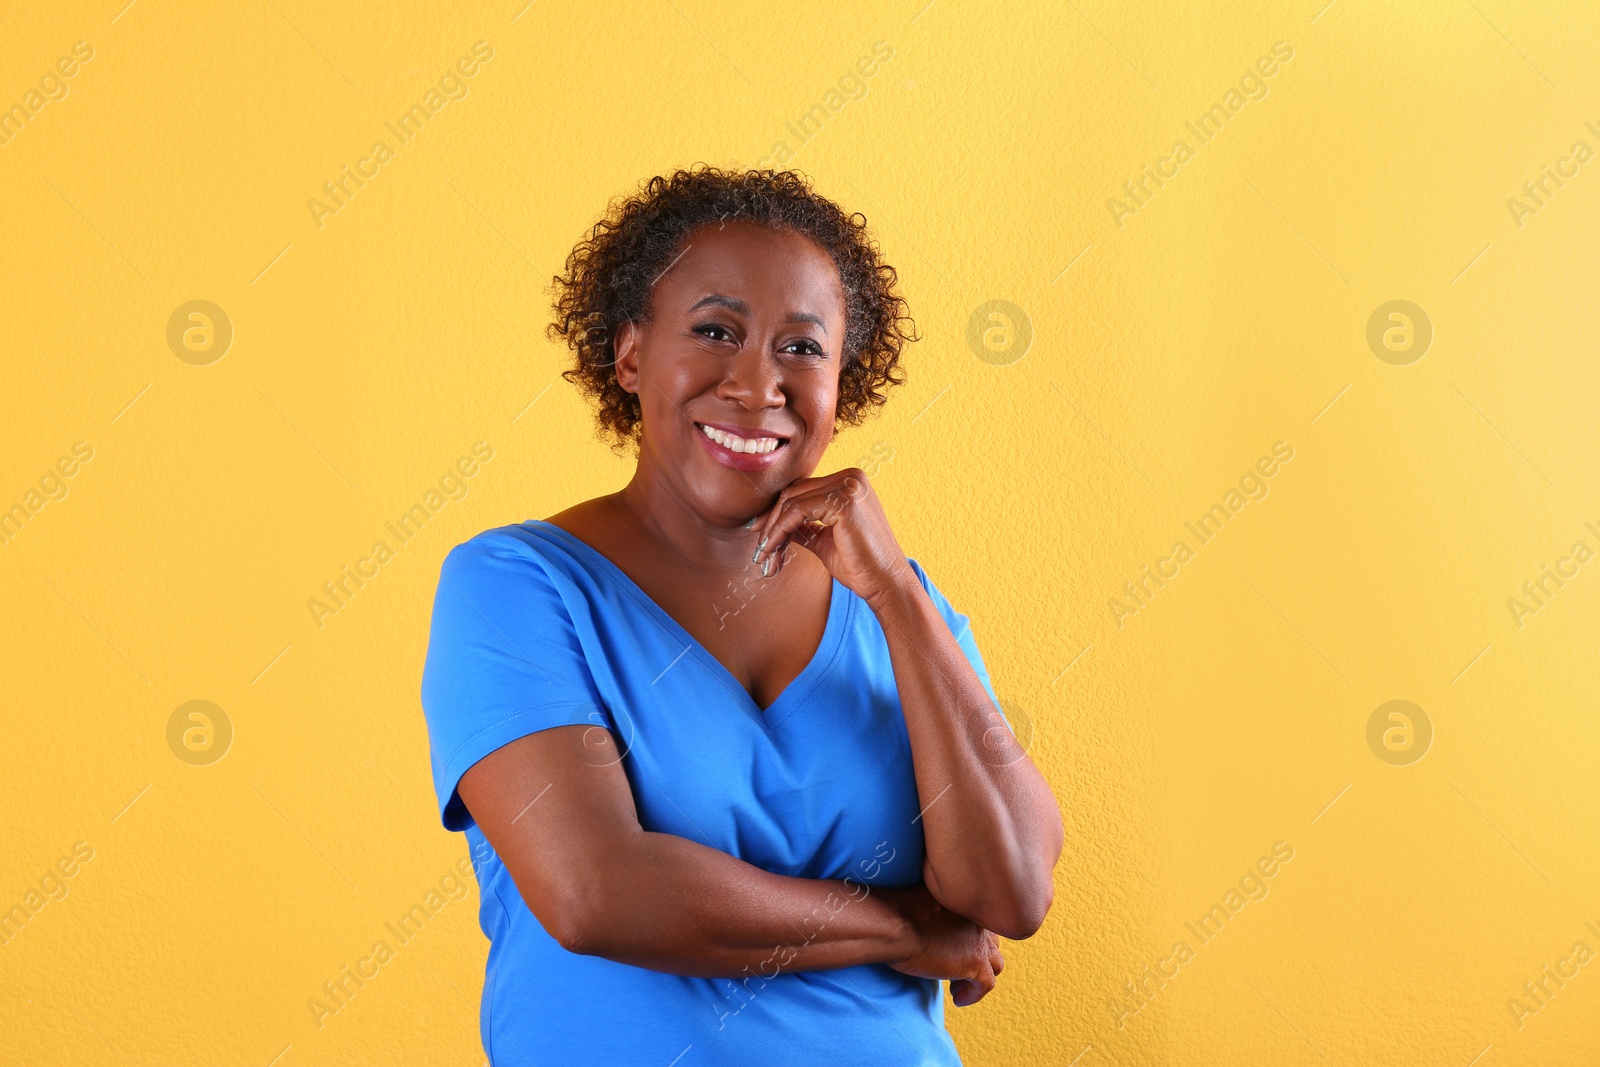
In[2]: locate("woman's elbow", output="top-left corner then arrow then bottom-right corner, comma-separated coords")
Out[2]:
1003,804 -> 1066,938
956,846 -> 1062,939
520,880 -> 611,957
989,881 -> 1056,941
517,839 -> 646,957
936,872 -> 1056,940
548,904 -> 596,955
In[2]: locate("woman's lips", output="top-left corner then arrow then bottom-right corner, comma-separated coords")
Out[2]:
693,422 -> 789,472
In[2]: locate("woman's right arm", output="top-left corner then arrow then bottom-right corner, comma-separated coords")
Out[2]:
456,723 -> 1001,998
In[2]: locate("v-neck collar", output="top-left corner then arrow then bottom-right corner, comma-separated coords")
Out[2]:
525,519 -> 851,729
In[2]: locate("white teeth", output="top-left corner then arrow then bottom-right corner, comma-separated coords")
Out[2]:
698,424 -> 781,455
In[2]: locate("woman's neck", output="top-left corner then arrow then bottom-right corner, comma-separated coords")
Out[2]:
612,476 -> 762,577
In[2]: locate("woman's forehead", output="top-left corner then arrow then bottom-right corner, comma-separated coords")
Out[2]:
654,223 -> 845,316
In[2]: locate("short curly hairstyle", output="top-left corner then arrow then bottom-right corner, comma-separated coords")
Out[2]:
546,165 -> 915,454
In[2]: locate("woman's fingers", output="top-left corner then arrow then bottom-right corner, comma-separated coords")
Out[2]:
749,467 -> 912,600
951,936 -> 1000,1007
950,962 -> 998,1006
772,520 -> 828,577
754,487 -> 841,575
752,476 -> 830,554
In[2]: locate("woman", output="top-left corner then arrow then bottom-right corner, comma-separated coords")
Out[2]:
419,166 -> 1064,1065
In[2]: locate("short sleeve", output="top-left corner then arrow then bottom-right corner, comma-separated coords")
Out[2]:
420,531 -> 612,832
904,557 -> 1007,727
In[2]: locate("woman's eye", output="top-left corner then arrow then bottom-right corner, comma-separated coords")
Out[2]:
694,324 -> 734,342
785,340 -> 825,357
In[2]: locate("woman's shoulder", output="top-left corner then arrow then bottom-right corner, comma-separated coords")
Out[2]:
427,523 -> 597,643
538,495 -> 611,532
440,499 -> 617,587
438,518 -> 568,583
444,519 -> 541,562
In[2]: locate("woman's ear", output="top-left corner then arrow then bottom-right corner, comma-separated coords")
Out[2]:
612,319 -> 640,395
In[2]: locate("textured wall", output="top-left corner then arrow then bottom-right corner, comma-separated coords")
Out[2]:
2,1 -> 1597,1064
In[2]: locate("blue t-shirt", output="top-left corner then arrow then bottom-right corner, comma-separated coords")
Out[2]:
419,519 -> 1005,1066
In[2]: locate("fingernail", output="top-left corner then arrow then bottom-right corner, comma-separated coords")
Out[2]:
743,517 -> 754,529
762,557 -> 772,577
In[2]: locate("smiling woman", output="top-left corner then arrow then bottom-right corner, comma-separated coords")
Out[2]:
418,165 -> 1064,1065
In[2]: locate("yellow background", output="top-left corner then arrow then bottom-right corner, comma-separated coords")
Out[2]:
3,1 -> 1597,1064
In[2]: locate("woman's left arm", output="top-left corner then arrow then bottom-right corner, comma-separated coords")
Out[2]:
865,572 -> 1065,940
755,469 -> 1066,941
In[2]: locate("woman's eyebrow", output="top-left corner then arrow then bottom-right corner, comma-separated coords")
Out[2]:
687,293 -> 828,334
687,293 -> 747,315
788,311 -> 828,334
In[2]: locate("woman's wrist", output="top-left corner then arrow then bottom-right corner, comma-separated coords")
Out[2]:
868,883 -> 925,966
862,561 -> 924,618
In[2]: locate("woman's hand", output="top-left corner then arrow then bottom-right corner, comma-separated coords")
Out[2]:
751,468 -> 915,605
880,883 -> 1006,1007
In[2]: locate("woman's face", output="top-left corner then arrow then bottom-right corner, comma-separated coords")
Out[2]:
614,220 -> 848,522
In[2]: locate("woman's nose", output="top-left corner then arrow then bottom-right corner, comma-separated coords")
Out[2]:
718,344 -> 784,406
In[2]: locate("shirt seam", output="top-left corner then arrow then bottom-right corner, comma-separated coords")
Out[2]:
482,884 -> 503,1066
523,520 -> 701,649
440,700 -> 607,779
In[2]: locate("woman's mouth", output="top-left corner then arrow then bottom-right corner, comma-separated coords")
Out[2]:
693,421 -> 790,472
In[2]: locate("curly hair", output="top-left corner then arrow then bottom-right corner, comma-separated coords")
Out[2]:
546,165 -> 916,454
